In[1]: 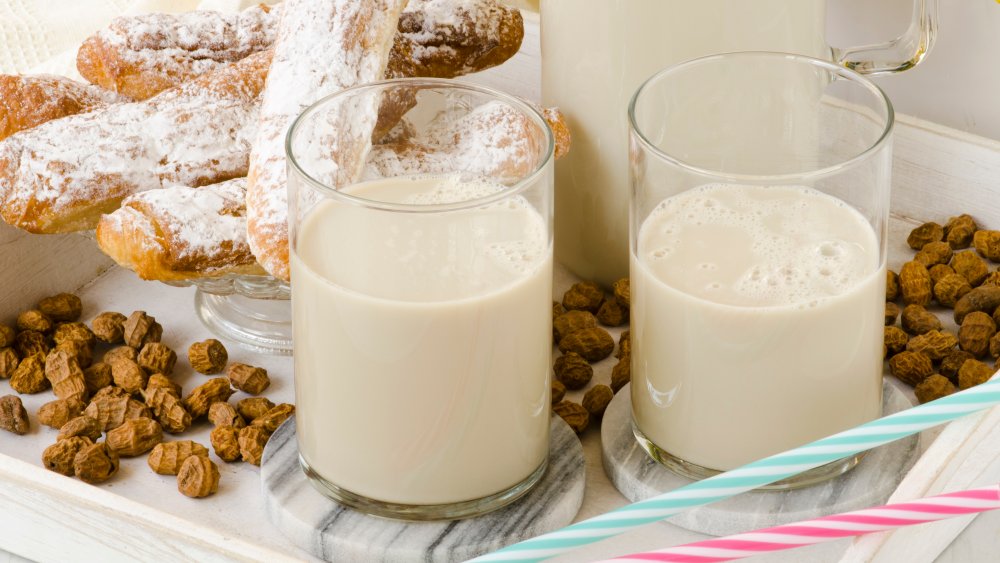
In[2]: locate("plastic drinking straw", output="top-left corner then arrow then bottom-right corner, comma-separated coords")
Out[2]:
600,484 -> 1000,562
471,376 -> 1000,562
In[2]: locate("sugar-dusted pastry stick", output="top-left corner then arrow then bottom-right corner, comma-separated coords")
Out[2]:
96,178 -> 264,281
246,0 -> 406,281
77,0 -> 523,101
0,74 -> 121,141
0,51 -> 270,234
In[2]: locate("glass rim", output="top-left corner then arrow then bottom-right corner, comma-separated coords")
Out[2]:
627,51 -> 895,183
285,77 -> 555,214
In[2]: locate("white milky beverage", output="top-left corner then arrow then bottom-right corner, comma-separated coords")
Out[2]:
291,175 -> 552,505
632,184 -> 885,470
542,0 -> 828,287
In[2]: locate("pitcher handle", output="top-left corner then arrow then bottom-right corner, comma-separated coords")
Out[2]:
832,0 -> 938,76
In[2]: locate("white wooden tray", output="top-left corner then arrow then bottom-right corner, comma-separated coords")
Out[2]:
3,13 -> 1000,563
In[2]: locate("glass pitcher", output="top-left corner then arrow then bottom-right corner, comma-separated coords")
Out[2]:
542,0 -> 938,288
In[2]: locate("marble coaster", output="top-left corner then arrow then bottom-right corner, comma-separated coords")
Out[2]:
261,417 -> 585,562
602,381 -> 920,536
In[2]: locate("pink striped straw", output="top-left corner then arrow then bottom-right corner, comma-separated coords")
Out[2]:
601,485 -> 1000,562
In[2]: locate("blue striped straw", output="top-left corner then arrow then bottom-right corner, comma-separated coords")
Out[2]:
472,376 -> 1000,562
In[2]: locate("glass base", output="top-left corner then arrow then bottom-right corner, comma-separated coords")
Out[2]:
299,455 -> 548,521
632,423 -> 865,490
194,290 -> 294,356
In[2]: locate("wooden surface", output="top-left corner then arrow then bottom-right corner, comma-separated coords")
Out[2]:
3,12 -> 1000,562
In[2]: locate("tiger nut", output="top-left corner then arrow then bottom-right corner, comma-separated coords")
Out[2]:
945,214 -> 978,249
142,387 -> 191,434
84,395 -> 150,431
138,342 -> 176,376
210,425 -> 241,462
582,384 -> 614,418
616,330 -> 630,359
183,378 -> 235,419
10,354 -> 49,394
177,455 -> 220,498
14,330 -> 49,358
37,396 -> 86,429
974,230 -> 1000,262
188,339 -> 228,375
0,325 -> 15,348
562,281 -> 604,313
0,395 -> 29,435
884,326 -> 909,358
208,402 -> 246,429
553,352 -> 593,390
110,358 -> 148,394
147,441 -> 209,475
227,363 -> 270,395
914,374 -> 956,404
915,241 -> 953,267
596,299 -> 629,327
56,339 -> 93,369
901,304 -> 942,335
106,417 -> 163,457
982,272 -> 1000,288
551,380 -> 566,404
0,347 -> 19,379
250,403 -> 295,433
991,333 -> 1000,359
886,270 -> 900,301
958,359 -> 995,390
146,373 -> 181,398
17,310 -> 53,333
553,310 -> 597,343
888,350 -> 934,386
37,293 -> 82,322
934,274 -> 972,308
955,286 -> 1000,324
611,356 -> 631,393
928,264 -> 956,285
553,401 -> 589,434
951,251 -> 989,287
91,312 -> 126,344
238,425 -> 271,466
83,362 -> 112,394
907,222 -> 944,250
52,322 -> 96,349
42,436 -> 92,476
73,442 -> 119,484
941,350 -> 976,383
613,277 -> 631,307
236,397 -> 275,422
122,311 -> 162,349
58,415 -> 102,442
885,302 -> 900,326
959,311 -> 997,358
558,327 -> 615,362
899,261 -> 932,306
905,330 -> 957,360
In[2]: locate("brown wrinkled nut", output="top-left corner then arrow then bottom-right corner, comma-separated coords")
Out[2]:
914,374 -> 956,404
17,310 -> 53,333
183,378 -> 235,419
974,230 -> 1000,261
991,333 -> 1000,359
886,270 -> 900,301
613,278 -> 630,307
955,286 -> 1000,324
37,293 -> 82,322
907,222 -> 944,250
142,387 -> 191,434
553,310 -> 597,342
553,352 -> 593,390
951,251 -> 989,287
582,385 -> 614,417
37,396 -> 86,429
178,453 -> 221,498
553,401 -> 589,433
945,214 -> 978,249
905,330 -> 957,360
137,342 -> 176,376
42,436 -> 92,475
915,241 -> 953,267
899,261 -> 932,306
0,347 -> 19,378
82,363 -> 112,394
252,403 -> 295,433
563,281 -> 604,313
52,322 -> 96,349
44,349 -> 87,400
122,311 -> 162,349
238,425 -> 271,465
0,395 -> 29,435
210,425 -> 241,462
959,311 -> 997,358
208,402 -> 246,429
934,274 -> 973,308
237,397 -> 275,422
596,299 -> 628,327
103,345 -> 137,365
91,385 -> 129,403
884,302 -> 900,326
106,417 -> 163,457
552,301 -> 566,320
10,354 -> 49,394
889,351 -> 934,386
928,264 -> 956,286
91,312 -> 127,344
958,359 -> 995,390
110,358 -> 148,394
73,442 -> 119,484
611,357 -> 631,393
14,330 -> 49,358
901,304 -> 943,335
884,326 -> 909,358
617,330 -> 631,359
227,363 -> 270,395
941,350 -> 976,383
84,395 -> 151,431
146,373 -> 181,398
188,339 -> 228,375
982,272 -> 1000,288
0,325 -> 14,348
147,441 -> 209,475
58,415 -> 103,441
551,380 -> 566,404
55,339 -> 93,369
558,327 -> 615,362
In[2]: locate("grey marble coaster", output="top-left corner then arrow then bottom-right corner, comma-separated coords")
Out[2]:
602,381 -> 920,536
261,416 -> 585,562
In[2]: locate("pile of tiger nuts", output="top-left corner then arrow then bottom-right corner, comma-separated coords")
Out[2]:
887,215 -> 1000,403
0,293 -> 293,498
551,278 -> 630,434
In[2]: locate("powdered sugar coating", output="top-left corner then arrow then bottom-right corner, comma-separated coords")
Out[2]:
0,74 -> 121,140
246,0 -> 406,280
